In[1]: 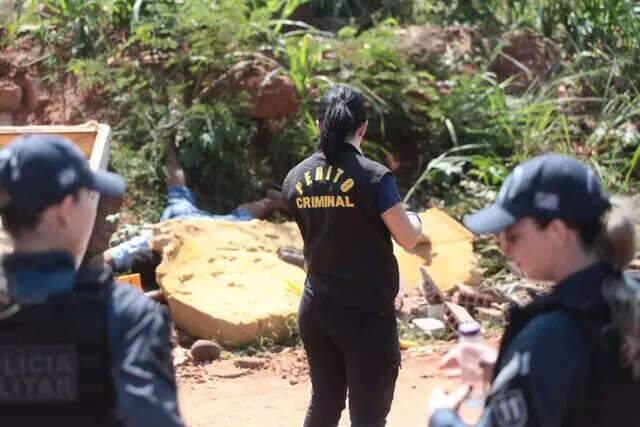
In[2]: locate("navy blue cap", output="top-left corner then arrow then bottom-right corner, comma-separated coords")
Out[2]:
464,154 -> 611,234
0,134 -> 126,213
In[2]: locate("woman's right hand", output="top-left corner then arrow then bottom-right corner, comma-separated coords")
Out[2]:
438,343 -> 498,383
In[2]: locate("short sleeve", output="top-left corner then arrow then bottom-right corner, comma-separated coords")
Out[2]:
376,173 -> 402,214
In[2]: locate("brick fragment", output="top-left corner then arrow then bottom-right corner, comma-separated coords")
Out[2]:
443,301 -> 475,333
419,267 -> 444,304
454,284 -> 496,313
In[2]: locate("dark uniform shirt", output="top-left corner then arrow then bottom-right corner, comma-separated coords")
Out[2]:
282,144 -> 400,314
430,262 -> 640,427
0,252 -> 183,427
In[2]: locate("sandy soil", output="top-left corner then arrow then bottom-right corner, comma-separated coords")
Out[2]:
177,341 -> 482,427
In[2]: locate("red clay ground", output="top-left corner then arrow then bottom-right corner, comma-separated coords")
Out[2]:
177,340 -> 496,427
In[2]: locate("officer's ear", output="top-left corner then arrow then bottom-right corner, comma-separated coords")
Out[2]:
53,193 -> 78,228
356,121 -> 368,138
546,218 -> 572,249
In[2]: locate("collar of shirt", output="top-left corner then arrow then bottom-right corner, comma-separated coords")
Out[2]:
345,143 -> 363,155
2,251 -> 76,305
530,262 -> 613,313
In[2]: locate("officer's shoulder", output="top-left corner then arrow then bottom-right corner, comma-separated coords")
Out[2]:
356,155 -> 390,179
513,309 -> 584,350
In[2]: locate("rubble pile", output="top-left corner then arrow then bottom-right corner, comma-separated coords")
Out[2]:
394,208 -> 480,292
172,325 -> 309,387
396,266 -> 553,338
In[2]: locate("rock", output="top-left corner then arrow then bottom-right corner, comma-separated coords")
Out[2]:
177,331 -> 196,348
234,357 -> 265,370
411,318 -> 446,338
395,287 -> 430,322
443,302 -> 475,334
395,26 -> 485,72
190,339 -> 222,362
207,61 -> 299,119
0,80 -> 22,111
490,29 -> 557,90
394,208 -> 478,292
476,307 -> 506,326
173,347 -> 190,366
152,219 -> 305,346
16,74 -> 38,112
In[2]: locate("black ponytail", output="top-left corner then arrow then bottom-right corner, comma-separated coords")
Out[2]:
317,85 -> 367,163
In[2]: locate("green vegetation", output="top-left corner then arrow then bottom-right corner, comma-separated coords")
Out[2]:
3,0 -> 639,225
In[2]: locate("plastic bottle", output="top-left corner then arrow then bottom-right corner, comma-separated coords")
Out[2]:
458,321 -> 485,408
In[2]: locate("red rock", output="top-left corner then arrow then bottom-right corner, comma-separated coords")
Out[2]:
0,80 -> 22,111
206,61 -> 299,119
490,29 -> 557,89
190,340 -> 222,362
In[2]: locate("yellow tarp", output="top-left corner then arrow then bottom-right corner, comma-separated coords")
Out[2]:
152,219 -> 306,347
394,208 -> 479,291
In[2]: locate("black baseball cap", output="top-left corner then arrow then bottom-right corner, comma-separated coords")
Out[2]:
464,154 -> 611,234
0,134 -> 126,213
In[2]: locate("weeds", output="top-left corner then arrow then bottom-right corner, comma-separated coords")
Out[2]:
5,0 -> 640,224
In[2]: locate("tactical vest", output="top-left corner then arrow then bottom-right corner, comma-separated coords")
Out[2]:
495,274 -> 640,427
282,145 -> 399,314
0,268 -> 121,427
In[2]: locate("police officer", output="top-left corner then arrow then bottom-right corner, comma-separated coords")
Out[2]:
428,153 -> 640,427
0,135 -> 183,427
282,85 -> 427,427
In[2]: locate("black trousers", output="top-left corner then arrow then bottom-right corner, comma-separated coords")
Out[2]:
298,289 -> 400,427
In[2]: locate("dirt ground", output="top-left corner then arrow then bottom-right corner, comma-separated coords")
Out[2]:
177,340 -> 497,427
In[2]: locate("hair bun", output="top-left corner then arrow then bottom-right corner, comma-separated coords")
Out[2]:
604,204 -> 636,269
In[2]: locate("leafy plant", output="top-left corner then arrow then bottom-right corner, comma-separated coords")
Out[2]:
176,104 -> 260,213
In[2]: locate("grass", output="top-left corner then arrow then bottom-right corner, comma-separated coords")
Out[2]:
5,2 -> 640,345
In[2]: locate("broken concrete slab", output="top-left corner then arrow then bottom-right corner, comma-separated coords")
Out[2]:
426,304 -> 444,320
152,219 -> 306,347
394,208 -> 479,292
476,307 -> 506,326
411,318 -> 446,338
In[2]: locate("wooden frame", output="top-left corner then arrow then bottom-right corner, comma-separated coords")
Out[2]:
0,121 -> 112,210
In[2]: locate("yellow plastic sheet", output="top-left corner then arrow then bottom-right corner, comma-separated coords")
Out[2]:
394,208 -> 478,291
